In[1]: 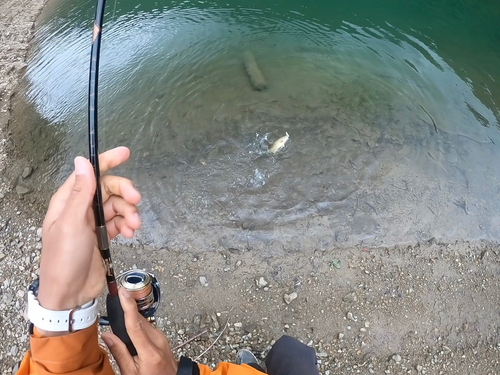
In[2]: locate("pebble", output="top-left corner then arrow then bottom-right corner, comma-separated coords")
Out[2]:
36,243 -> 42,250
21,166 -> 33,179
234,322 -> 242,328
3,293 -> 13,304
392,354 -> 402,363
284,292 -> 297,304
256,277 -> 268,288
347,311 -> 357,321
342,291 -> 358,303
15,185 -> 30,195
17,290 -> 25,298
36,227 -> 42,239
338,333 -> 345,339
199,276 -> 208,287
10,345 -> 18,356
416,365 -> 423,372
0,252 -> 5,262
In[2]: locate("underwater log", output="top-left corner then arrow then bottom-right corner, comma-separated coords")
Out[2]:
243,51 -> 268,91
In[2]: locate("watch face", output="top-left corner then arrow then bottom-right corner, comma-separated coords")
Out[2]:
29,278 -> 40,297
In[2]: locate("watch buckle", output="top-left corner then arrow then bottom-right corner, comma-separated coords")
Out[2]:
68,306 -> 82,333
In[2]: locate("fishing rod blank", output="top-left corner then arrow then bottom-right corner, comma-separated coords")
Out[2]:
88,0 -> 136,356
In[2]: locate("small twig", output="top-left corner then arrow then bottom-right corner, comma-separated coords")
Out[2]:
194,317 -> 230,361
173,330 -> 209,350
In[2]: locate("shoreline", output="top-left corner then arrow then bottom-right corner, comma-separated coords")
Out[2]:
1,1 -> 500,374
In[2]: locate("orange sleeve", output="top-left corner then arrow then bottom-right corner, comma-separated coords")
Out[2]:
17,322 -> 114,375
198,362 -> 266,375
15,322 -> 264,375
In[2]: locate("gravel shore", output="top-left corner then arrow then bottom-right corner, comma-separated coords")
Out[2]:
2,1 -> 500,374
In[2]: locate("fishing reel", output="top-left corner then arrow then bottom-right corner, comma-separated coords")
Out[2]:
100,269 -> 160,325
117,269 -> 161,319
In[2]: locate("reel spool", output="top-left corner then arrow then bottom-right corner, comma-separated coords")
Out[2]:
99,269 -> 160,326
116,269 -> 161,319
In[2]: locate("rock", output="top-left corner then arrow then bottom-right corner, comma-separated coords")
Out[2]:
193,315 -> 201,326
234,322 -> 242,328
256,277 -> 268,288
342,292 -> 358,303
0,191 -> 4,200
0,252 -> 5,262
392,354 -> 401,363
12,362 -> 20,374
10,345 -> 18,356
346,312 -> 357,321
210,313 -> 220,330
284,292 -> 298,304
338,332 -> 344,339
16,185 -> 30,196
416,365 -> 423,373
21,166 -> 33,179
3,293 -> 13,304
36,227 -> 42,239
235,260 -> 242,268
199,276 -> 208,287
317,352 -> 328,357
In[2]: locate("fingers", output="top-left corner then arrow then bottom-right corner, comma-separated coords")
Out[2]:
102,332 -> 135,374
103,195 -> 141,226
44,157 -> 96,227
106,215 -> 136,239
44,147 -> 132,226
120,288 -> 156,357
101,175 -> 141,204
99,146 -> 130,174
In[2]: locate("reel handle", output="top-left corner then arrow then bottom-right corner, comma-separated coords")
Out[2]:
106,293 -> 137,356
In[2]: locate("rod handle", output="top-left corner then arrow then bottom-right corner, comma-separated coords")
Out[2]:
106,293 -> 137,356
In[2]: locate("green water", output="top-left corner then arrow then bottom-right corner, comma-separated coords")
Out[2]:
21,0 -> 500,251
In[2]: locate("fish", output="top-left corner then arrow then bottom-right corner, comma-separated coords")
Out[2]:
268,132 -> 289,154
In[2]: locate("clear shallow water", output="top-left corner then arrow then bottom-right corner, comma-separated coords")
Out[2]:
20,0 -> 500,251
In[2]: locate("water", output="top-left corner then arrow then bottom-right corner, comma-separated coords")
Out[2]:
19,0 -> 500,251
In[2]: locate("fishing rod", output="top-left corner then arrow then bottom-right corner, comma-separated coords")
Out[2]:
88,0 -> 160,356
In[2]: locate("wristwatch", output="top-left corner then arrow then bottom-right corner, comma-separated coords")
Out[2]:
27,278 -> 98,332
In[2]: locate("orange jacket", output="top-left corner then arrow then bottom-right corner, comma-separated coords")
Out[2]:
18,323 -> 265,375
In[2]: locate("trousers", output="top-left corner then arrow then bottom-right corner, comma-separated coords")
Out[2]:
248,335 -> 320,375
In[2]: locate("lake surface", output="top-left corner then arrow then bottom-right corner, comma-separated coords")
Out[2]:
19,0 -> 500,251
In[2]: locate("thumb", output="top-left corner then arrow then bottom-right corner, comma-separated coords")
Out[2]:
64,157 -> 96,218
102,332 -> 135,374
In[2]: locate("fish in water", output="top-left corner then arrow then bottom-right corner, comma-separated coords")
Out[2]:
268,132 -> 289,154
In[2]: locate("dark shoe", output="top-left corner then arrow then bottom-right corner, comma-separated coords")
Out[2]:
236,349 -> 266,372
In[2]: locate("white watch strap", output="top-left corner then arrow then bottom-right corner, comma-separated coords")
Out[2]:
28,291 -> 98,332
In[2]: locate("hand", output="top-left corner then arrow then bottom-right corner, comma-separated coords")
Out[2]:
102,288 -> 179,375
37,147 -> 141,318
